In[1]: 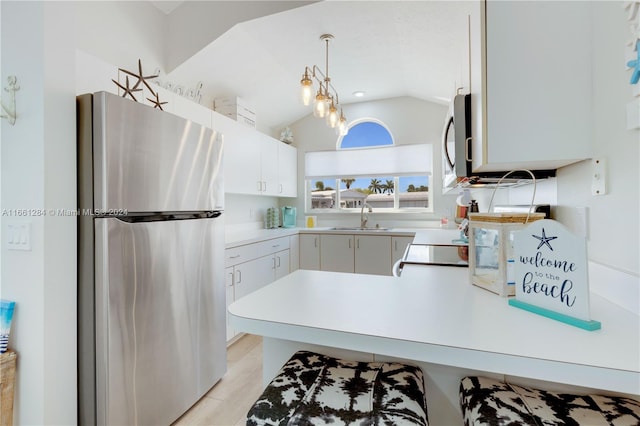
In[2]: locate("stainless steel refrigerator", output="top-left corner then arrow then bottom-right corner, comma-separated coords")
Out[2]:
77,91 -> 226,425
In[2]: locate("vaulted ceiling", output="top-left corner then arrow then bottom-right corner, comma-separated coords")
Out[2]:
157,1 -> 474,131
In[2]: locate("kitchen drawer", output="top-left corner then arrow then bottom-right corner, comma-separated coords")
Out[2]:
255,236 -> 289,256
225,236 -> 290,267
225,243 -> 260,267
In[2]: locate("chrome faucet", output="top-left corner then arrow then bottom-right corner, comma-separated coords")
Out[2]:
360,202 -> 373,228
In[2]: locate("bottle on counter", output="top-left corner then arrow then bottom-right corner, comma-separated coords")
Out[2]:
469,200 -> 479,214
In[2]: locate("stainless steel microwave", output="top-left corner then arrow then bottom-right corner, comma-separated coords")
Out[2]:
442,94 -> 555,188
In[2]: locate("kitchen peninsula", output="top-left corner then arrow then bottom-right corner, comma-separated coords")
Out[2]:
229,253 -> 640,424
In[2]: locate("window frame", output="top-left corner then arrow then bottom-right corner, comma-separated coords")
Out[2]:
305,118 -> 433,215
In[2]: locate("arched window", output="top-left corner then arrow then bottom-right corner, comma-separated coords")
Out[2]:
338,120 -> 394,149
305,118 -> 432,213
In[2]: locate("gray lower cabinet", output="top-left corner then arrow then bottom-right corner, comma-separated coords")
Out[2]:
299,234 -> 320,270
300,233 -> 400,276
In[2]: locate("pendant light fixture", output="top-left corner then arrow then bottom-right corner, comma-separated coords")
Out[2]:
300,34 -> 348,135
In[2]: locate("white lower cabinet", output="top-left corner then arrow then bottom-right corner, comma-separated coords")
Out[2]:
274,249 -> 290,280
225,266 -> 235,341
225,236 -> 291,342
289,235 -> 299,272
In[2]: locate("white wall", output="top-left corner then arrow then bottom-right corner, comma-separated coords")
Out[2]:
1,1 -> 167,424
556,2 -> 639,276
74,1 -> 165,77
1,2 -> 76,424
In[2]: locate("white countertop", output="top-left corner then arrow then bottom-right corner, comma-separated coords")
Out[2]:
224,226 -> 461,248
229,267 -> 640,395
225,227 -> 300,248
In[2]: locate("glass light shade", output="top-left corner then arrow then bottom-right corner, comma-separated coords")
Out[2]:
326,103 -> 338,128
300,78 -> 313,106
337,118 -> 348,136
313,91 -> 327,118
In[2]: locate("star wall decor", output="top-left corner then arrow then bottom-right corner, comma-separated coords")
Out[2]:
111,75 -> 142,102
531,228 -> 558,251
112,59 -> 167,108
147,92 -> 168,110
120,59 -> 159,93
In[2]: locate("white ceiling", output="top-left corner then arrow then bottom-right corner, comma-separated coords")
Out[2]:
149,1 -> 184,15
164,1 -> 474,131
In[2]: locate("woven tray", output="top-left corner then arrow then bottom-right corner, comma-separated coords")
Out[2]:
468,212 -> 545,224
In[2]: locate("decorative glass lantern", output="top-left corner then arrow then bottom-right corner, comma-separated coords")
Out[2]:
468,212 -> 545,296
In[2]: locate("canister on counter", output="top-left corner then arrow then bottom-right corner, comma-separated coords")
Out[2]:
468,212 -> 545,296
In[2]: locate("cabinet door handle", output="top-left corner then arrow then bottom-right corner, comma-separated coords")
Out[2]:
257,181 -> 262,191
272,257 -> 276,269
357,238 -> 360,249
276,256 -> 281,268
394,240 -> 398,251
348,239 -> 351,249
279,184 -> 283,194
314,237 -> 318,248
236,270 -> 242,284
228,271 -> 234,286
263,181 -> 267,192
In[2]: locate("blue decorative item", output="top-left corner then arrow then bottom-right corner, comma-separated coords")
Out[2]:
627,40 -> 640,84
0,300 -> 16,353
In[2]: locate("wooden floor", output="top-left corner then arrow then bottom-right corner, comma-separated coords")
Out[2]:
173,334 -> 263,426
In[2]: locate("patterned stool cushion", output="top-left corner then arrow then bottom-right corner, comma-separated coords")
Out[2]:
459,376 -> 640,426
247,350 -> 429,425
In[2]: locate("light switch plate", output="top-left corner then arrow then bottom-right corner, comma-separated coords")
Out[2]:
591,158 -> 607,196
6,222 -> 31,251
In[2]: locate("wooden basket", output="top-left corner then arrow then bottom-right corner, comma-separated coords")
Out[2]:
468,212 -> 546,224
1,350 -> 16,426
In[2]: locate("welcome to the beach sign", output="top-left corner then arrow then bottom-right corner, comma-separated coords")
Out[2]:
508,219 -> 601,331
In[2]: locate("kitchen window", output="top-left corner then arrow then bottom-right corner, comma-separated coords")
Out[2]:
305,120 -> 432,213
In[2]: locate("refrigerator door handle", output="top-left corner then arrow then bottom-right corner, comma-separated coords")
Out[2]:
114,211 -> 222,223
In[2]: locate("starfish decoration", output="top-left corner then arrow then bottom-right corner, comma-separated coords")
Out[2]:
532,228 -> 558,251
119,59 -> 159,93
112,75 -> 142,102
147,92 -> 168,110
627,40 -> 640,84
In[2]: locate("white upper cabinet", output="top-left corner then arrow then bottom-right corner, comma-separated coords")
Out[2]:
171,94 -> 212,128
216,111 -> 298,197
469,1 -> 593,172
215,113 -> 262,194
278,142 -> 297,197
259,133 -> 280,196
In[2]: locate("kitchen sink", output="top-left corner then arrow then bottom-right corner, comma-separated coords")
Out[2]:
328,227 -> 391,232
